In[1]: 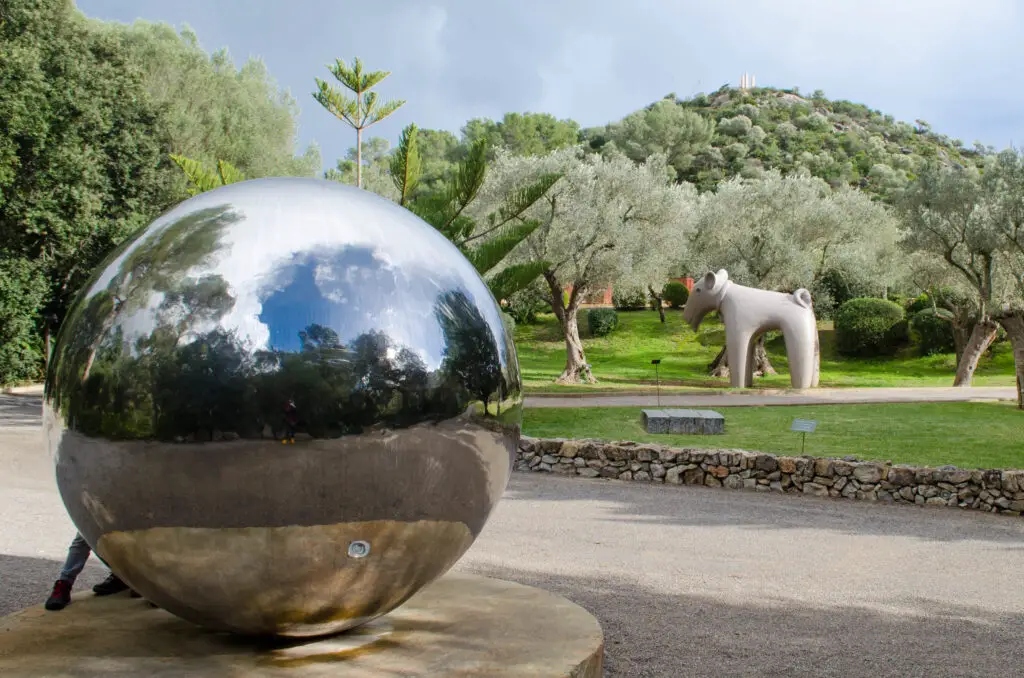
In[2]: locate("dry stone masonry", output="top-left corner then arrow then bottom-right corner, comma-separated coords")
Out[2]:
515,436 -> 1024,516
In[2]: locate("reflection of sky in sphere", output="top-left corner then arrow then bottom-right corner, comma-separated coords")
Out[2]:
256,245 -> 455,367
92,178 -> 509,373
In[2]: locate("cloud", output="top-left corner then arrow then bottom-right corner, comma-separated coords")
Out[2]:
77,0 -> 1024,166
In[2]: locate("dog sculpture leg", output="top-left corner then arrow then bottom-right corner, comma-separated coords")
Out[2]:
782,319 -> 818,389
727,330 -> 754,388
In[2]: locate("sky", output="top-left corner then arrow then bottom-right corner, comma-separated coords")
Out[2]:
75,0 -> 1023,174
92,178 -> 509,370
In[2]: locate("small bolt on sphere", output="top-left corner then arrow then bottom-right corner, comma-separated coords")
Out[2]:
348,540 -> 371,558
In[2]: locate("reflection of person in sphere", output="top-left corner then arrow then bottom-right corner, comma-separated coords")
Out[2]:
282,398 -> 299,444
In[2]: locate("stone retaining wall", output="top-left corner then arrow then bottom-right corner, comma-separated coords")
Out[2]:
515,436 -> 1024,516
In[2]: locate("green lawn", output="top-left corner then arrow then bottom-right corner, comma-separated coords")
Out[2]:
513,309 -> 1017,393
522,402 -> 1024,470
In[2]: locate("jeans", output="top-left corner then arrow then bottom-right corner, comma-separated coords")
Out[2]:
57,533 -> 92,584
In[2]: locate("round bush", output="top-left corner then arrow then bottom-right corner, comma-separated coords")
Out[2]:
505,283 -> 549,324
834,297 -> 908,357
587,308 -> 619,337
905,293 -> 931,315
612,287 -> 647,311
909,308 -> 954,356
662,281 -> 690,308
886,292 -> 909,309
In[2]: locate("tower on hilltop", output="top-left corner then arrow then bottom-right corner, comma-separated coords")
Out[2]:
739,73 -> 756,90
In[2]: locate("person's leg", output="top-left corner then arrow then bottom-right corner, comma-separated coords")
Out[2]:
57,533 -> 91,584
45,533 -> 92,610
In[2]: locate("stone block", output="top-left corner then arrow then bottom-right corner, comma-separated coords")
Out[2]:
853,464 -> 885,484
641,409 -> 670,433
642,409 -> 724,434
803,482 -> 829,497
723,475 -> 744,489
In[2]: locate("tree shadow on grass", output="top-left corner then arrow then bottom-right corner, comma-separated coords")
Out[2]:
503,473 -> 1024,544
462,561 -> 1024,678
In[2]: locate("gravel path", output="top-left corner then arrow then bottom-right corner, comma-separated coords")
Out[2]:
3,393 -> 1023,677
525,385 -> 1018,408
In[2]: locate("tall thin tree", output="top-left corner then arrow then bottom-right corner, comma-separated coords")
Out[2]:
313,57 -> 405,188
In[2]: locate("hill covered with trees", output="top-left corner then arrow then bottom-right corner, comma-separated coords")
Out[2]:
348,85 -> 988,206
580,85 -> 987,200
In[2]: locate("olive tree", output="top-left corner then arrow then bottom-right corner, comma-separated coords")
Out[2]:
481,146 -> 695,384
898,163 -> 1016,387
982,148 -> 1024,407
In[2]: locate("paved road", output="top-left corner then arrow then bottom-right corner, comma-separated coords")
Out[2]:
525,385 -> 1018,408
3,393 -> 1023,677
11,382 -> 1018,408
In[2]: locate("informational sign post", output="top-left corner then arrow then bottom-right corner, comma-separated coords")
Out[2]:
790,418 -> 818,454
650,359 -> 662,406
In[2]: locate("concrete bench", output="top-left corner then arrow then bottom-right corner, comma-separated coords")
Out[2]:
641,409 -> 724,435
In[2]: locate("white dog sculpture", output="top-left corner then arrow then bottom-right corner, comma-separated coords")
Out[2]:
683,269 -> 820,389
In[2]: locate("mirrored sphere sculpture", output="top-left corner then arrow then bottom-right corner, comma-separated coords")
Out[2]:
43,178 -> 522,637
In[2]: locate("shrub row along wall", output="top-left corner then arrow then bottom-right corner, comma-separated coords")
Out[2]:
515,437 -> 1024,516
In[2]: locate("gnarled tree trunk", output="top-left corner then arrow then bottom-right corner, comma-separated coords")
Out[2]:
545,272 -> 595,384
709,346 -> 728,377
648,285 -> 665,323
753,337 -> 777,376
995,310 -> 1024,409
953,318 -> 999,387
708,335 -> 775,379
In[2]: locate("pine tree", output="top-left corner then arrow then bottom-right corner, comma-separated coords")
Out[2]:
170,155 -> 245,195
313,57 -> 405,188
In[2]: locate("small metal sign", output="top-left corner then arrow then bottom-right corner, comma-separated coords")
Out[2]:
790,419 -> 817,433
790,418 -> 817,454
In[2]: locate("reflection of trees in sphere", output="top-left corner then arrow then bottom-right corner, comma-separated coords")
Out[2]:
43,178 -> 522,637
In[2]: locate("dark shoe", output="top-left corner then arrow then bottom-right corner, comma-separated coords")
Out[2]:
44,580 -> 72,610
92,573 -> 129,596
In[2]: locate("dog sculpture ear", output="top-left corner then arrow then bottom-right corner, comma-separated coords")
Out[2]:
704,269 -> 728,291
793,288 -> 813,309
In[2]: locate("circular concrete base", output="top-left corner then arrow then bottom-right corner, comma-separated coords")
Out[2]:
0,573 -> 603,677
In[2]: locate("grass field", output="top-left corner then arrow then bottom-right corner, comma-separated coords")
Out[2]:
521,402 -> 1024,470
513,309 -> 1017,393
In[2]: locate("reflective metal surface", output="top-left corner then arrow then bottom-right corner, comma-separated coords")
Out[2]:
43,178 -> 521,637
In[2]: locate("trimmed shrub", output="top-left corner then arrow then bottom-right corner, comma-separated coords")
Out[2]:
887,292 -> 909,309
505,283 -> 549,324
587,308 -> 619,337
905,287 -> 972,316
905,293 -> 931,315
612,287 -> 647,311
909,308 -> 955,356
834,297 -> 908,357
662,281 -> 690,308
